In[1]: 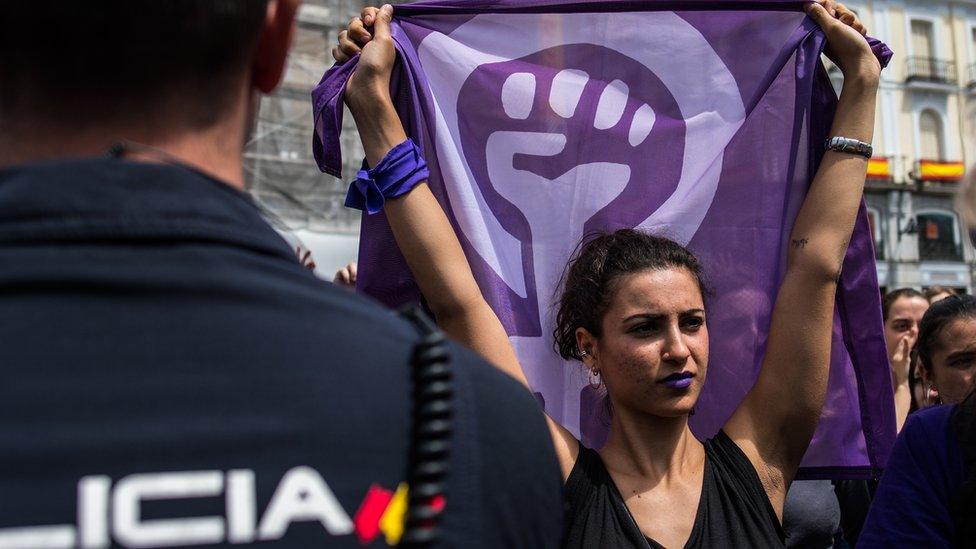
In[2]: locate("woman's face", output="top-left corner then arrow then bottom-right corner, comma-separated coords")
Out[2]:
884,296 -> 929,357
921,317 -> 976,405
581,267 -> 708,418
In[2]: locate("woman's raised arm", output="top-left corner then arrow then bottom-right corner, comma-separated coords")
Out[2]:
341,5 -> 581,476
723,0 -> 881,514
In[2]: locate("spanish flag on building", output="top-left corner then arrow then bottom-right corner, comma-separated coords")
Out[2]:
918,159 -> 965,182
867,157 -> 891,180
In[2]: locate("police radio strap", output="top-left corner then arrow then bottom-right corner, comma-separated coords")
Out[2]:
399,306 -> 452,546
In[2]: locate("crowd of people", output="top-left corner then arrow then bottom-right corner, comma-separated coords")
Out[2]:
0,0 -> 973,547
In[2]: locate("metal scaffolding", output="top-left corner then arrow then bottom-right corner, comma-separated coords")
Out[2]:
244,0 -> 377,234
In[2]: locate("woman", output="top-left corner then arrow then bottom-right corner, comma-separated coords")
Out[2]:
913,295 -> 976,408
882,288 -> 929,428
861,346 -> 974,548
336,1 -> 879,546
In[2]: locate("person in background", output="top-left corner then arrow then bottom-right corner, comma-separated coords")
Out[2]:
781,481 -> 842,548
913,295 -> 976,409
0,1 -> 563,547
861,295 -> 976,545
883,288 -> 929,430
276,229 -> 320,271
924,286 -> 958,305
925,285 -> 958,305
334,261 -> 358,287
860,389 -> 974,546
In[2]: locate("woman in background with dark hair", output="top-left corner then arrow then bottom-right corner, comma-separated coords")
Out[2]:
925,285 -> 957,305
860,295 -> 976,547
913,295 -> 976,407
337,1 -> 878,546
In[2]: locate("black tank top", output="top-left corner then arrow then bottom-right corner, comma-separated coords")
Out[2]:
563,431 -> 786,548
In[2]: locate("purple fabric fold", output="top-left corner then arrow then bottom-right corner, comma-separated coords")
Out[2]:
345,138 -> 430,214
311,0 -> 897,478
312,58 -> 358,178
868,36 -> 894,68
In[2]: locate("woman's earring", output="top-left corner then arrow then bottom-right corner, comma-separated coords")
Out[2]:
589,368 -> 602,389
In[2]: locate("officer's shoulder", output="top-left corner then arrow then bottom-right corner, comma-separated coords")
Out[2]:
290,278 -> 542,413
444,341 -> 550,434
287,278 -> 421,347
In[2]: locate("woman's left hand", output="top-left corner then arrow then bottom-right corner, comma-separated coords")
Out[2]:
806,0 -> 881,82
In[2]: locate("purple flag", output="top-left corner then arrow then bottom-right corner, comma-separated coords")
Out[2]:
313,0 -> 895,478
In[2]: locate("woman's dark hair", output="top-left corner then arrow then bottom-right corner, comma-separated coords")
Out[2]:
553,229 -> 709,360
913,294 -> 976,375
882,287 -> 925,322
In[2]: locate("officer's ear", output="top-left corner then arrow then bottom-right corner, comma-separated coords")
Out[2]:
252,0 -> 301,94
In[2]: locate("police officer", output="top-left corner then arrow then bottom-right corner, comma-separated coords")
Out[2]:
0,2 -> 562,547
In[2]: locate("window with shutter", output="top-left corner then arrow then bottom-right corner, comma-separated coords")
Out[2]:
917,211 -> 961,261
912,20 -> 934,59
918,109 -> 945,161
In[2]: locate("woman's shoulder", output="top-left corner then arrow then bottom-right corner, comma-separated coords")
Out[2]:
564,445 -> 605,495
701,431 -> 788,543
703,432 -> 779,510
703,430 -> 755,474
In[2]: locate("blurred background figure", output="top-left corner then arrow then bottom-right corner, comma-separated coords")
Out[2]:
913,295 -> 976,408
334,261 -> 358,287
883,288 -> 929,430
277,228 -> 321,273
925,285 -> 957,304
860,356 -> 974,548
860,169 -> 976,548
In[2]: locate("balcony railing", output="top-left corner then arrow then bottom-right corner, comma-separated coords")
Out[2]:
906,57 -> 957,84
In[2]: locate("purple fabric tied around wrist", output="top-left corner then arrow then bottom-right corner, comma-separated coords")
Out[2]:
345,138 -> 429,215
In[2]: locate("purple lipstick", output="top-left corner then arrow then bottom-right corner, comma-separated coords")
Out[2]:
660,371 -> 694,389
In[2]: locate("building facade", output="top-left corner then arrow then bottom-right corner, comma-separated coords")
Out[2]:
834,0 -> 976,293
248,0 -> 976,287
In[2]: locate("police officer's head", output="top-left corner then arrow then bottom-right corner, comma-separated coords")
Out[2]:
0,0 -> 296,165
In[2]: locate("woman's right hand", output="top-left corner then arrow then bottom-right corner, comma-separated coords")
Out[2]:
805,0 -> 880,82
334,5 -> 395,107
336,4 -> 406,165
332,7 -> 379,64
890,335 -> 912,387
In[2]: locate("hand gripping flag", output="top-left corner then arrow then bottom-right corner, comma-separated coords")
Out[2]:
313,0 -> 895,478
